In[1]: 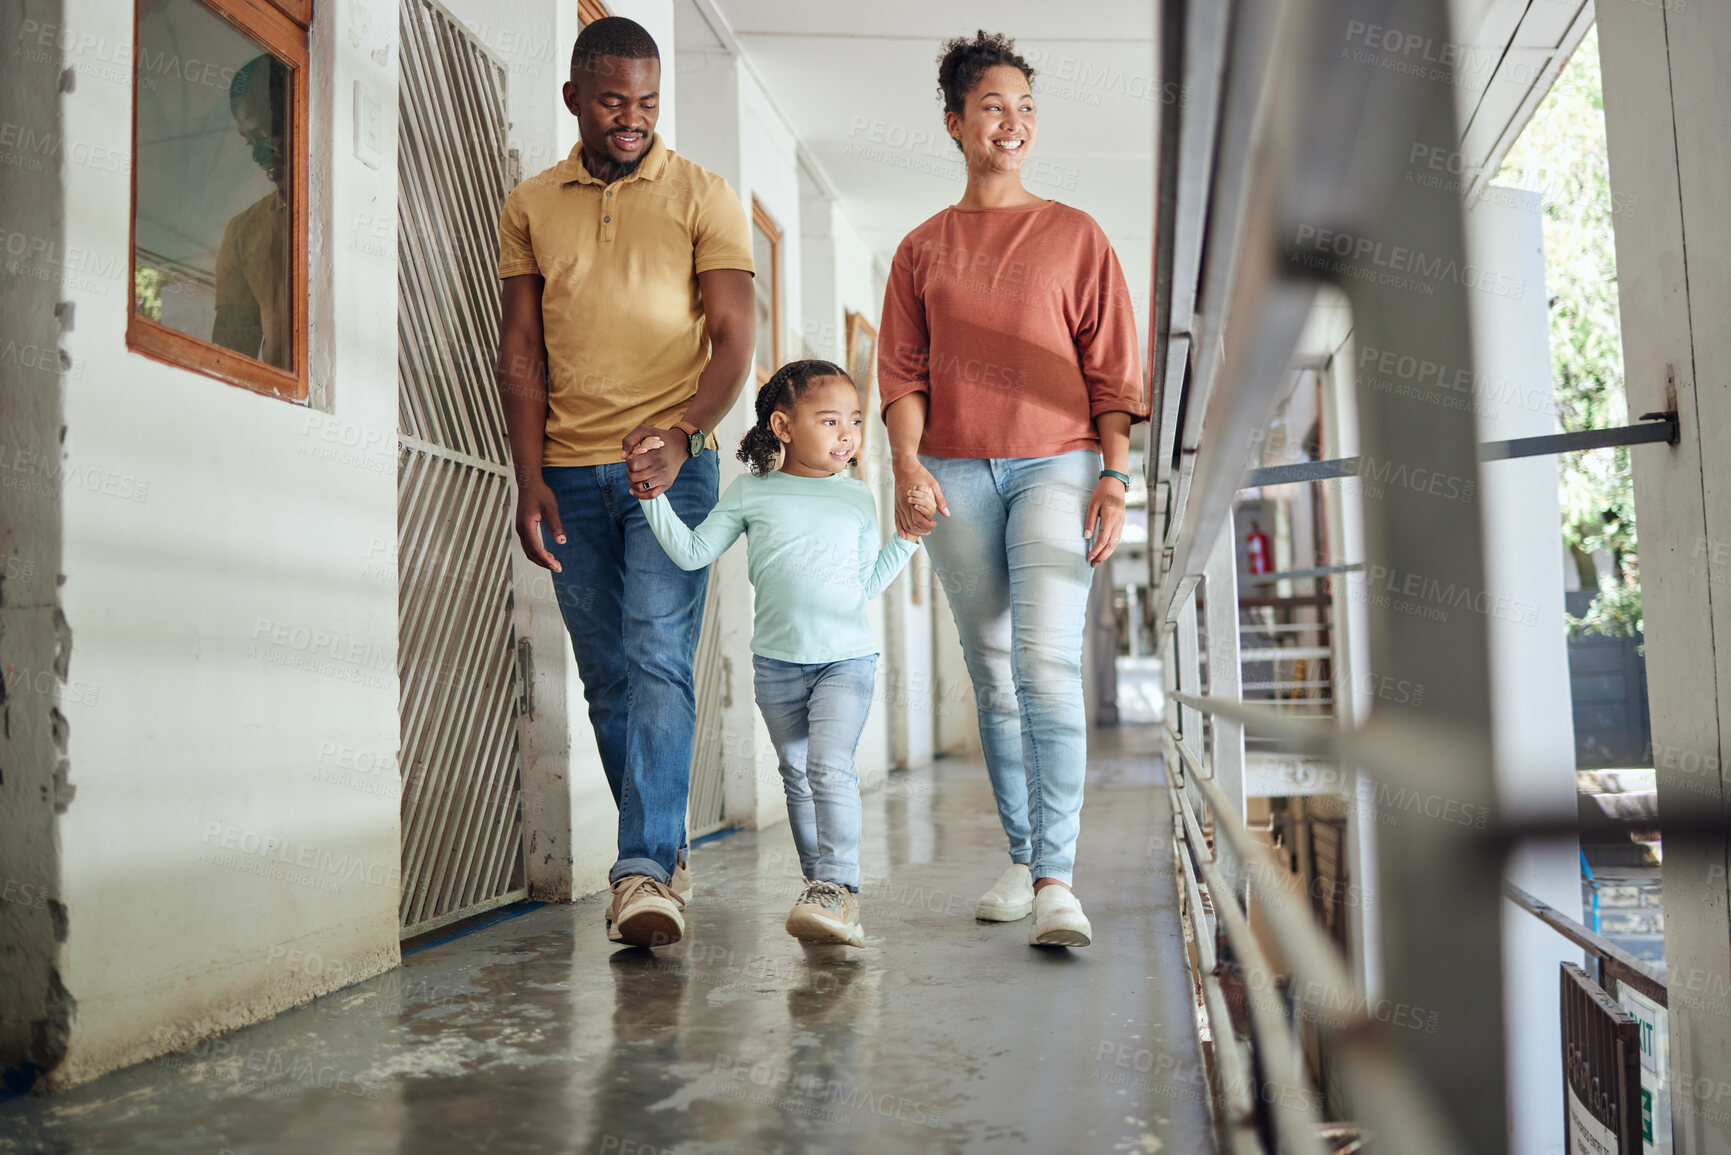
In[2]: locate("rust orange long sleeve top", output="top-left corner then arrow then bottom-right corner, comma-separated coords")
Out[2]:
877,200 -> 1146,459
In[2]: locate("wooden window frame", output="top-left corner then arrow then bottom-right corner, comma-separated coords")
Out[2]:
577,0 -> 611,24
127,0 -> 310,401
752,197 -> 782,387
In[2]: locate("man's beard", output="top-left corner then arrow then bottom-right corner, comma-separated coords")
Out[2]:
584,137 -> 646,180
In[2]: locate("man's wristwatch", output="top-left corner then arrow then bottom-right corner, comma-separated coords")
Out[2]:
675,420 -> 705,459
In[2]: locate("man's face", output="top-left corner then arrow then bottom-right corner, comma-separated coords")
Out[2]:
562,56 -> 660,171
233,86 -> 285,190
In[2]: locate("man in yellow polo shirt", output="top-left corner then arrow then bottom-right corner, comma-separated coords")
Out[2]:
495,16 -> 754,949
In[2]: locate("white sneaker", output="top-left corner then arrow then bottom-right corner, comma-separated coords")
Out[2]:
975,863 -> 1035,922
1029,885 -> 1092,948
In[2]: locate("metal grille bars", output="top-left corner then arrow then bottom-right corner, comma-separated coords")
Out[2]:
1147,0 -> 1510,1149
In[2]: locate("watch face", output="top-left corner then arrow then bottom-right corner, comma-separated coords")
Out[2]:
688,429 -> 705,457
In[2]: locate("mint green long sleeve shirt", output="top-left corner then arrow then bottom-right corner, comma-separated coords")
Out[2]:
640,470 -> 918,665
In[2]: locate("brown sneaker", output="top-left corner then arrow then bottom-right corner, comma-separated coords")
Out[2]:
606,874 -> 685,947
785,880 -> 865,947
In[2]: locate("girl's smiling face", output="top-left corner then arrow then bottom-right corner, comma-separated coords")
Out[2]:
946,63 -> 1037,177
770,376 -> 861,477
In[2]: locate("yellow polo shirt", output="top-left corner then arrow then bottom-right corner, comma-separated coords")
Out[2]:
498,134 -> 754,466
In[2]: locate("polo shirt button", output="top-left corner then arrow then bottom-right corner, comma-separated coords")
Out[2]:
605,189 -> 613,196
603,215 -> 611,223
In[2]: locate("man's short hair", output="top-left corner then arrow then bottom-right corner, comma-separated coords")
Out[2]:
230,53 -> 288,111
570,17 -> 660,85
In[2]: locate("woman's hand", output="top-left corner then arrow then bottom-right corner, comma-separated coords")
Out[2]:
1085,476 -> 1127,566
893,460 -> 949,538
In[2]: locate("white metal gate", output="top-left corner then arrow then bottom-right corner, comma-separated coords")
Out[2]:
395,0 -> 526,936
687,578 -> 727,838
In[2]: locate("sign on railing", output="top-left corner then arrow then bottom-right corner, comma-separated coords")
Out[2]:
1563,962 -> 1643,1154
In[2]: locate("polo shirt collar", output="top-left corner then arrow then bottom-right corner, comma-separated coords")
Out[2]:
561,133 -> 669,187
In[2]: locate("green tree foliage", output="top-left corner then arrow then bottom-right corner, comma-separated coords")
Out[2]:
1495,26 -> 1641,636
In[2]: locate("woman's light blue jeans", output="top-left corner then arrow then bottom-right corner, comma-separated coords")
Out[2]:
920,449 -> 1098,887
753,654 -> 879,891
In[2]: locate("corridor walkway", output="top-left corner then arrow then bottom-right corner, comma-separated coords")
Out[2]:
0,728 -> 1210,1155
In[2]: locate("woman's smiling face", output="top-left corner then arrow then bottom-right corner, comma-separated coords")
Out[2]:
946,63 -> 1037,175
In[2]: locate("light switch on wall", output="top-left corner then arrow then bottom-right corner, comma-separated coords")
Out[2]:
354,80 -> 382,169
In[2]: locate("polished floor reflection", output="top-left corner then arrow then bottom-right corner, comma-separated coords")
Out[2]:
0,727 -> 1210,1154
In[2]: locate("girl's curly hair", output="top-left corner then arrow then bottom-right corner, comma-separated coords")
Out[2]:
936,30 -> 1036,153
736,359 -> 855,477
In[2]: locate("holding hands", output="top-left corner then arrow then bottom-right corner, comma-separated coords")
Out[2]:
626,434 -> 667,497
621,424 -> 686,499
892,458 -> 949,539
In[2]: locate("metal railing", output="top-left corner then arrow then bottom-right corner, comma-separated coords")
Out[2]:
1147,0 -> 1513,1149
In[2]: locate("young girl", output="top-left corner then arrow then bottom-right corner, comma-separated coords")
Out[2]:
634,359 -> 929,947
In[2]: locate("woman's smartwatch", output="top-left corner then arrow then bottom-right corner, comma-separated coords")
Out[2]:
675,420 -> 705,459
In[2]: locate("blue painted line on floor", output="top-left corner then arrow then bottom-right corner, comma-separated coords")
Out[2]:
690,825 -> 741,849
402,900 -> 547,957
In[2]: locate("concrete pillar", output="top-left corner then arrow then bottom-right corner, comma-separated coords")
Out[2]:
1466,187 -> 1580,1155
0,0 -> 69,1087
1598,6 -> 1731,1151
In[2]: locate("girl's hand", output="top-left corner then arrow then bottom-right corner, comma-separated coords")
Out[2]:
1085,476 -> 1127,566
896,486 -> 938,541
893,461 -> 948,538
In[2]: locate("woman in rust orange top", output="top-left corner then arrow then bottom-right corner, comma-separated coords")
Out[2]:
878,30 -> 1147,949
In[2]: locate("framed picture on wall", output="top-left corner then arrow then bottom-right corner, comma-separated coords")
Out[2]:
845,310 -> 878,480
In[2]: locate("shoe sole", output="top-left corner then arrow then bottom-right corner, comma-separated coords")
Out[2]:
612,909 -> 684,948
975,896 -> 1034,922
785,910 -> 865,947
1031,921 -> 1093,948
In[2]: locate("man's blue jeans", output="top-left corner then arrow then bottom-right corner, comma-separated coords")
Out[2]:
919,449 -> 1098,887
541,451 -> 719,885
753,654 -> 878,892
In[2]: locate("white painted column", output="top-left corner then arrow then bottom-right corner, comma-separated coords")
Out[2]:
1466,187 -> 1580,1155
1599,6 -> 1731,1152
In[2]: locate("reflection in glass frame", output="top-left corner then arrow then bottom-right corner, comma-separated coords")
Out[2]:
751,198 -> 781,386
844,310 -> 877,483
127,0 -> 310,401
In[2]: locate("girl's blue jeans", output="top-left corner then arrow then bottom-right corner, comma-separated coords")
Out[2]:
752,653 -> 879,892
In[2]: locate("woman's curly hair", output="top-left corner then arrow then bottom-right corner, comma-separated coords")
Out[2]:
936,30 -> 1036,153
737,359 -> 855,477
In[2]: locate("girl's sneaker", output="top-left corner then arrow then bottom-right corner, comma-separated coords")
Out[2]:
785,880 -> 865,946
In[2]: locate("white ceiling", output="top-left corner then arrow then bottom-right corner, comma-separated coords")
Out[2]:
677,0 -> 1157,328
675,0 -> 1590,375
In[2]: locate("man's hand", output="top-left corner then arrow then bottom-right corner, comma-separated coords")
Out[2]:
627,436 -> 665,499
622,424 -> 689,499
515,479 -> 566,572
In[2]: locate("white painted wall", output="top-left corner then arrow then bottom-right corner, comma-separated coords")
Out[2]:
1467,187 -> 1579,1155
49,0 -> 401,1087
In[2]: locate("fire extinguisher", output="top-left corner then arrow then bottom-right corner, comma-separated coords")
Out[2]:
1246,521 -> 1272,575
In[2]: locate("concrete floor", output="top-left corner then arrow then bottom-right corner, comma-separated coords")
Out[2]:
1,727 -> 1211,1155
